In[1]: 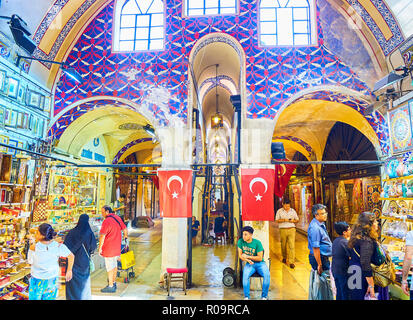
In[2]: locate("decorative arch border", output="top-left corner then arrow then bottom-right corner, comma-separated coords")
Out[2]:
112,137 -> 154,164
273,135 -> 315,157
48,96 -> 161,142
271,85 -> 390,157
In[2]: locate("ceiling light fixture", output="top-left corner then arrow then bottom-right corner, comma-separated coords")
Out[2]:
211,64 -> 223,128
373,65 -> 413,93
143,124 -> 156,138
0,14 -> 36,54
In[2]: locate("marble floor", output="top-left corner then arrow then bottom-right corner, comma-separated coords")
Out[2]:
59,219 -> 312,300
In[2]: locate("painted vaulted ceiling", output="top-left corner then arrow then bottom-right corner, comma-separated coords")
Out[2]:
0,0 -> 411,89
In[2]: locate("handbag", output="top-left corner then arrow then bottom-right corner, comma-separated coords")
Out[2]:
82,244 -> 95,273
353,244 -> 396,287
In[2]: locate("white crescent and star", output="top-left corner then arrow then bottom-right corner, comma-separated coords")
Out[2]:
249,177 -> 268,202
167,175 -> 184,199
279,164 -> 286,176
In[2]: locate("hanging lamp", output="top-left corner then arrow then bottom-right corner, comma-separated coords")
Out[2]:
211,64 -> 223,128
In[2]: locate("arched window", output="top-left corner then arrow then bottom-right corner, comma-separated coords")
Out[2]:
259,0 -> 316,46
113,0 -> 164,52
184,0 -> 237,16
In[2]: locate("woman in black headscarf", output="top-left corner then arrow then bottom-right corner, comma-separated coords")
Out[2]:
64,214 -> 97,300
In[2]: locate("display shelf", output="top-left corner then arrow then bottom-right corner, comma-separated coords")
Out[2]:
53,174 -> 79,179
0,183 -> 32,188
380,216 -> 413,223
382,235 -> 406,242
0,268 -> 30,289
379,198 -> 413,201
0,203 -> 29,206
383,175 -> 413,182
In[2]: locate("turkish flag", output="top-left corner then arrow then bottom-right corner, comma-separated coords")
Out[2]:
151,176 -> 159,189
158,169 -> 192,218
274,160 -> 296,197
241,167 -> 275,221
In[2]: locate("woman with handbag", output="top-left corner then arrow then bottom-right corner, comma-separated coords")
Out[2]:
64,214 -> 97,300
347,212 -> 391,300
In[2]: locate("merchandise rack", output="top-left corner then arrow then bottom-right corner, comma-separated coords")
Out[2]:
380,160 -> 413,300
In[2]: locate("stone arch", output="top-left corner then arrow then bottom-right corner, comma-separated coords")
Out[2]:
271,85 -> 389,158
50,96 -> 161,163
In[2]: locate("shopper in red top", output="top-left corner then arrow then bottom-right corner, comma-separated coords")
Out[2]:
99,205 -> 128,293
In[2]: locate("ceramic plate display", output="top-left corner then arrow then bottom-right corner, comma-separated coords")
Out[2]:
399,200 -> 408,214
389,200 -> 398,213
389,103 -> 413,154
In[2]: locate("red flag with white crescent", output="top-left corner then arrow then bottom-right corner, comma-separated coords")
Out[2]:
274,159 -> 296,197
241,167 -> 275,221
158,169 -> 192,218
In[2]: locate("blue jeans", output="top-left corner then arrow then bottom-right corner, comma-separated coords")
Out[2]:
309,254 -> 331,271
242,261 -> 270,298
333,274 -> 349,300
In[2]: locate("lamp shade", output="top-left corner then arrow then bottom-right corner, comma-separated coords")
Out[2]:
373,71 -> 404,92
9,15 -> 36,55
63,67 -> 83,83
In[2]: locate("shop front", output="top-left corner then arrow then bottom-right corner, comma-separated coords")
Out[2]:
321,121 -> 381,238
379,95 -> 413,300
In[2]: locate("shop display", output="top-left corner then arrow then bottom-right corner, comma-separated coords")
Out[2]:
0,153 -> 34,299
29,163 -> 106,237
380,154 -> 413,296
324,176 -> 381,236
288,178 -> 313,232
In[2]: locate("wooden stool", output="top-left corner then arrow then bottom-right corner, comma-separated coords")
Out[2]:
165,268 -> 188,296
215,232 -> 226,244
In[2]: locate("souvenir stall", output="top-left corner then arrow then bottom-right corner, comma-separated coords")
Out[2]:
287,176 -> 314,233
322,122 -> 381,238
379,96 -> 413,300
284,152 -> 316,233
30,160 -> 109,242
0,153 -> 36,300
0,49 -> 52,299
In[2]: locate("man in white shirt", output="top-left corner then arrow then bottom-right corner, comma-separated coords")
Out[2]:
275,199 -> 299,269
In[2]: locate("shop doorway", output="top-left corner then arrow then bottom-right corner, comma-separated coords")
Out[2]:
321,121 -> 381,239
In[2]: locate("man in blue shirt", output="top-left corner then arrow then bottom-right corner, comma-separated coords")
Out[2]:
307,204 -> 332,274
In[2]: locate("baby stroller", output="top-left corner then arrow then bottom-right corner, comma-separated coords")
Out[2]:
117,240 -> 136,283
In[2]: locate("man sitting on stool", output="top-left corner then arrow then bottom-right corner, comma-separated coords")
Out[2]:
237,226 -> 270,300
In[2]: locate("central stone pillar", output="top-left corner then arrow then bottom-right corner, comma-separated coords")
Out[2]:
241,118 -> 274,292
157,126 -> 192,284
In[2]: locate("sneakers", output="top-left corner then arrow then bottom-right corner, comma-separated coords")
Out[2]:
290,264 -> 295,269
262,297 -> 268,300
282,258 -> 286,264
101,285 -> 116,293
244,297 -> 249,300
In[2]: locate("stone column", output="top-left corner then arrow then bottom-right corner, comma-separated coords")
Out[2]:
241,118 -> 274,292
157,126 -> 192,284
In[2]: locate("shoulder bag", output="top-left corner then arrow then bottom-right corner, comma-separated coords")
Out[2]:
82,244 -> 95,273
353,244 -> 396,287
